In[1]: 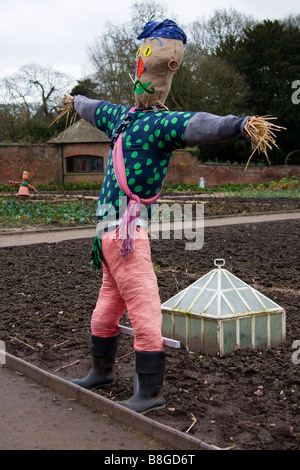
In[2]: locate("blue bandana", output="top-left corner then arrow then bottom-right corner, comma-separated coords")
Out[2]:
137,19 -> 187,44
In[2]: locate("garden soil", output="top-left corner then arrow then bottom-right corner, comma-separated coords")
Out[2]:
1,195 -> 300,450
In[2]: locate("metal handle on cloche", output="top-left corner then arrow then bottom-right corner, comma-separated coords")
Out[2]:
214,258 -> 225,268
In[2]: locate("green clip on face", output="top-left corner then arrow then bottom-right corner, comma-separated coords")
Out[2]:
134,37 -> 184,108
134,80 -> 155,95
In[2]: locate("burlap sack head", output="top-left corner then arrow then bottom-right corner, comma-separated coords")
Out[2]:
134,20 -> 186,108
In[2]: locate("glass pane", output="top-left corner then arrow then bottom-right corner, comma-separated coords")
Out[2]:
227,272 -> 246,287
205,297 -> 219,316
237,289 -> 265,312
256,293 -> 281,309
193,272 -> 213,289
220,296 -> 235,316
162,289 -> 187,309
224,290 -> 250,314
205,272 -> 218,289
176,287 -> 202,310
221,275 -> 233,290
190,290 -> 215,314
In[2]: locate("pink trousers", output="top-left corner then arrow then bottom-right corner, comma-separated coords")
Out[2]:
91,229 -> 163,351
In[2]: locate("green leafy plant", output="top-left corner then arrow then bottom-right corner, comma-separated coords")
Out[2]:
0,198 -> 97,228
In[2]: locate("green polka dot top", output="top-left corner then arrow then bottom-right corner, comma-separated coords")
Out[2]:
94,101 -> 195,223
72,95 -> 246,268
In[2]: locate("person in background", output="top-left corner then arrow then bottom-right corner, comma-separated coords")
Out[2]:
199,177 -> 205,188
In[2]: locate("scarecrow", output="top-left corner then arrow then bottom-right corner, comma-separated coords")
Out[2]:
57,20 -> 284,414
9,171 -> 38,197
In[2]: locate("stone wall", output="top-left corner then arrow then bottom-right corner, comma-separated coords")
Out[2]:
1,144 -> 300,188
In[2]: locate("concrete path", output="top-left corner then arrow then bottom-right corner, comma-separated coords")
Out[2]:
1,211 -> 300,248
0,365 -> 166,451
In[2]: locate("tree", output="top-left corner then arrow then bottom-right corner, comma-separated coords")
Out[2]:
0,103 -> 29,142
0,64 -> 75,142
217,20 -> 300,163
70,78 -> 100,99
167,54 -> 250,115
189,7 -> 256,54
1,64 -> 74,123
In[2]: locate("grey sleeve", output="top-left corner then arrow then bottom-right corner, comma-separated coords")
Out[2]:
72,95 -> 103,126
184,112 -> 249,146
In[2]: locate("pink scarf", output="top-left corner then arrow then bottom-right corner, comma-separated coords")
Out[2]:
112,108 -> 162,259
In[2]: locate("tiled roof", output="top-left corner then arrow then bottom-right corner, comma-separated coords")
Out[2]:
49,119 -> 110,144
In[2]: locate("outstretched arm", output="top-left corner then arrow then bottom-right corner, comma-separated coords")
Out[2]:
28,184 -> 38,192
183,112 -> 285,169
72,95 -> 103,126
183,112 -> 248,146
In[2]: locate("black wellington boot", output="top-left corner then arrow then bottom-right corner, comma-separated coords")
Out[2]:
117,350 -> 166,414
71,334 -> 117,390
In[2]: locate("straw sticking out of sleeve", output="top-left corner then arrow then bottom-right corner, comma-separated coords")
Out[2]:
244,115 -> 286,171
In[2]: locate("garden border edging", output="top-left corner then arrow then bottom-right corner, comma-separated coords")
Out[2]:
4,352 -> 216,451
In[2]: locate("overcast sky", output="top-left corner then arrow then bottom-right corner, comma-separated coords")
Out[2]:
1,0 -> 299,83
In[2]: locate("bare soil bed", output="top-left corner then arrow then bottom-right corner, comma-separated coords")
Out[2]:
1,195 -> 300,450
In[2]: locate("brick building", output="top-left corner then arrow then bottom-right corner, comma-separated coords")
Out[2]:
49,119 -> 111,185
